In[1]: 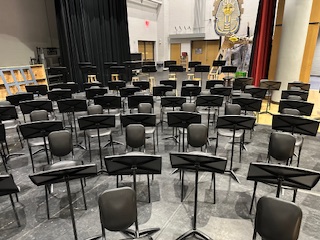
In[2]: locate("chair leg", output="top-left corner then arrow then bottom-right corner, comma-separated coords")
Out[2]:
15,193 -> 19,202
212,173 -> 216,204
9,194 -> 20,227
16,127 -> 24,148
80,179 -> 87,210
215,134 -> 219,155
181,170 -> 184,202
147,174 -> 151,203
153,132 -> 156,154
110,134 -> 115,155
88,137 -> 92,162
45,185 -> 50,219
28,146 -> 35,173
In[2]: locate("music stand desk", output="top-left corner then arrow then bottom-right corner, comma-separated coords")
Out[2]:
247,162 -> 320,213
216,115 -> 256,182
181,86 -> 201,102
281,90 -> 309,101
244,87 -> 268,99
278,99 -> 314,116
259,80 -> 281,114
78,115 -> 116,169
170,152 -> 227,240
29,163 -> 97,240
167,111 -> 201,152
104,153 -> 161,238
152,86 -> 174,97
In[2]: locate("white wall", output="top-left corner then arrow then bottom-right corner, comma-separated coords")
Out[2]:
126,0 -> 260,62
0,0 -> 58,67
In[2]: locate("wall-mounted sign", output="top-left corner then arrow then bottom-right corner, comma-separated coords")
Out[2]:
213,0 -> 244,36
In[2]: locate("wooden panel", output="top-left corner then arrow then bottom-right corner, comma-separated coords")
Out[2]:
145,42 -> 154,61
275,0 -> 285,25
0,64 -> 47,100
138,41 -> 145,60
300,23 -> 320,83
268,26 -> 282,80
205,40 -> 220,66
310,0 -> 320,23
170,43 -> 181,65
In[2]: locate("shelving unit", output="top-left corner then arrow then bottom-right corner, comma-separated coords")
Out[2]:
0,64 -> 48,99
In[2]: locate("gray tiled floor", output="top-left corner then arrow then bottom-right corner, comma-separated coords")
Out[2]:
1,73 -> 320,239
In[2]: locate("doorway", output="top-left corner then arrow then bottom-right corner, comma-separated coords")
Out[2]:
170,43 -> 181,65
191,40 -> 220,65
138,41 -> 155,61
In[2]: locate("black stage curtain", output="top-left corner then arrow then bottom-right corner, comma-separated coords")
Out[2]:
55,0 -> 130,88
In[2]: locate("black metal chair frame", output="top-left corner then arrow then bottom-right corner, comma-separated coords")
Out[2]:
19,120 -> 64,172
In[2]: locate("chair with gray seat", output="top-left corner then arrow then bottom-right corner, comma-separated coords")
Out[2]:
48,130 -> 75,163
267,132 -> 296,166
253,196 -> 302,240
125,124 -> 146,153
138,103 -> 152,113
181,102 -> 197,112
89,187 -> 152,239
187,123 -> 208,152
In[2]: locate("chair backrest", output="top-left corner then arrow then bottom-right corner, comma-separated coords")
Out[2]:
268,132 -> 296,163
159,80 -> 177,89
239,93 -> 252,98
282,108 -> 301,116
99,187 -> 137,233
87,104 -> 103,114
225,104 -> 241,115
254,196 -> 302,240
138,103 -> 152,113
0,100 -> 12,106
181,102 -> 197,112
187,124 -> 208,148
126,124 -> 145,149
48,130 -> 73,157
30,110 -> 49,122
287,95 -> 302,101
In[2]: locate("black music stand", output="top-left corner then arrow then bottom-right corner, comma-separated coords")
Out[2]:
182,80 -> 200,87
6,92 -> 34,106
47,89 -> 72,101
278,99 -> 313,116
78,115 -> 116,169
194,65 -> 210,89
85,87 -> 108,100
128,95 -> 154,111
104,153 -> 161,238
83,82 -> 103,89
0,174 -> 21,226
110,66 -> 126,81
216,115 -> 256,182
159,80 -> 177,89
108,80 -> 126,95
181,86 -> 201,102
104,62 -> 117,82
212,60 -> 226,67
49,82 -> 79,94
29,163 -> 97,240
169,65 -> 184,79
259,80 -> 281,114
206,80 -> 224,89
210,86 -> 232,101
196,95 -> 224,132
247,162 -> 320,214
233,77 -> 253,91
221,66 -> 237,86
152,85 -> 174,97
170,152 -> 227,240
159,96 -> 186,135
132,80 -> 150,91
287,82 -> 310,91
188,61 -> 201,71
141,65 -> 157,80
26,84 -> 48,97
232,97 -> 262,115
272,114 -> 319,166
93,95 -> 122,114
164,60 -> 177,68
244,87 -> 268,99
19,120 -> 64,168
19,100 -> 54,122
57,99 -> 87,149
119,86 -> 141,112
167,112 -> 201,152
281,90 -> 308,101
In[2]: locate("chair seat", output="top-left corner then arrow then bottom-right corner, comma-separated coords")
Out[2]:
145,127 -> 155,135
28,137 -> 49,147
86,129 -> 112,138
3,119 -> 19,130
217,129 -> 243,138
43,160 -> 79,171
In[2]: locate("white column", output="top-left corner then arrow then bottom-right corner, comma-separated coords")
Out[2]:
272,0 -> 313,102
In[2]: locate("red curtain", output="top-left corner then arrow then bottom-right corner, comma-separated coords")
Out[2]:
249,0 -> 278,86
